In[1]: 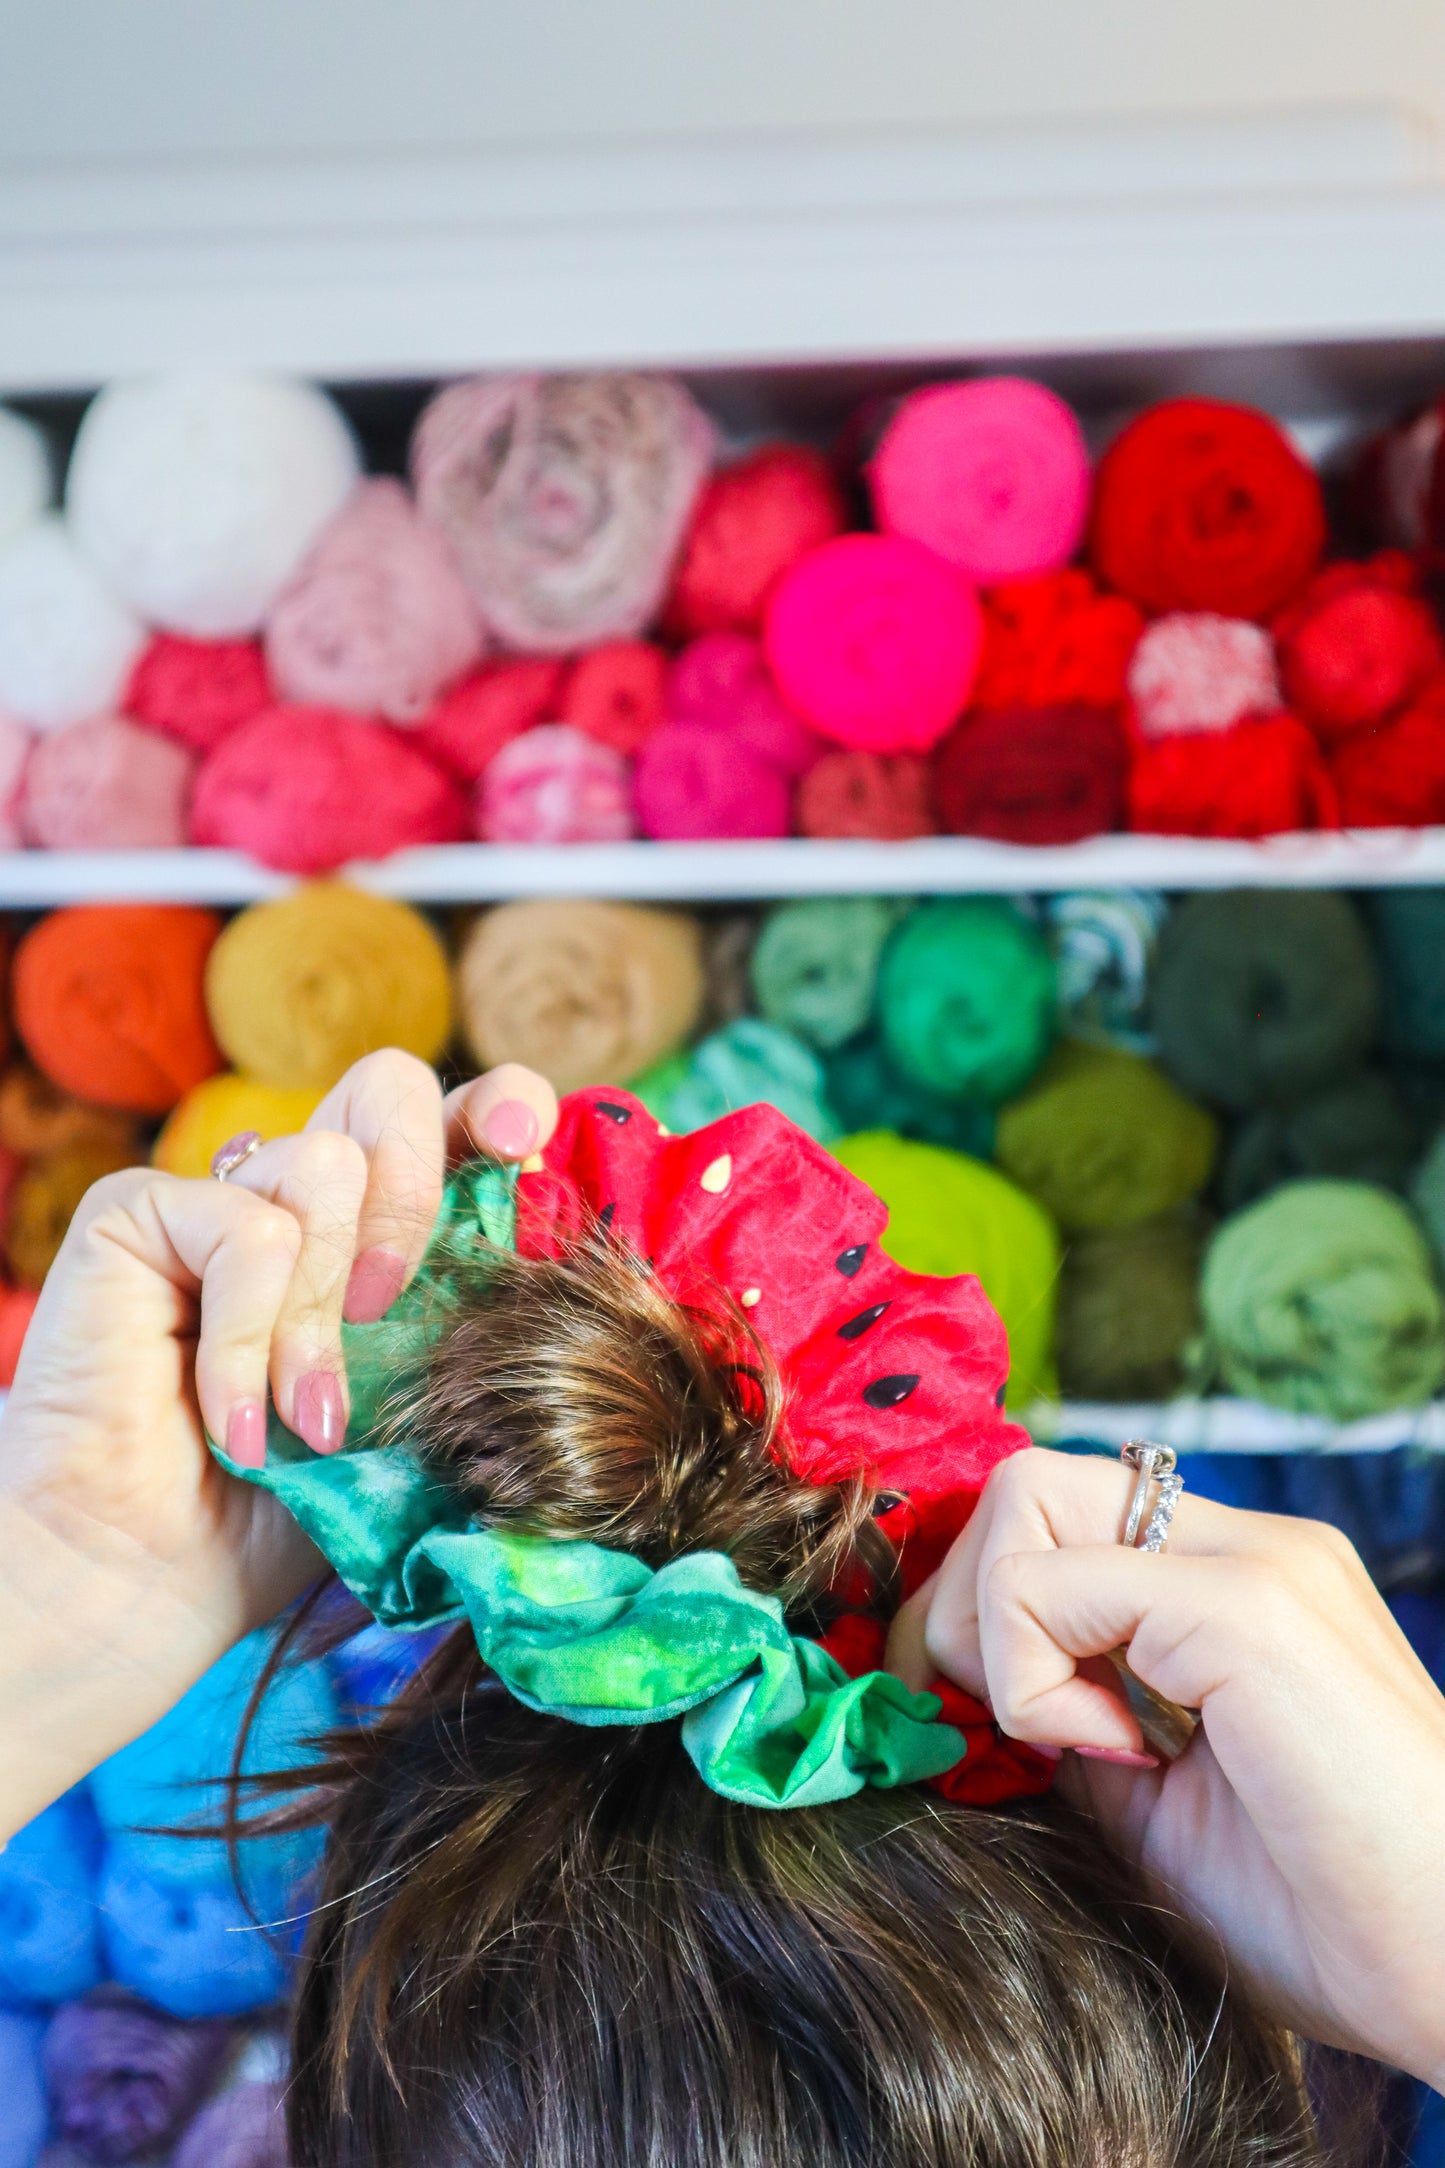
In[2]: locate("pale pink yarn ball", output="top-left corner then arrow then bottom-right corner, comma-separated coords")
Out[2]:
0,712 -> 32,847
266,478 -> 486,724
1127,612 -> 1282,738
21,715 -> 192,849
479,723 -> 635,844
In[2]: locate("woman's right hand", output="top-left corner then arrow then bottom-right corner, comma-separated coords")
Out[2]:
888,1446 -> 1445,2091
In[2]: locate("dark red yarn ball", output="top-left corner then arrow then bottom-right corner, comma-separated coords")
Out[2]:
1351,397 -> 1445,550
663,442 -> 847,638
971,569 -> 1144,711
1329,678 -> 1445,826
1274,553 -> 1444,741
935,705 -> 1128,845
418,659 -> 566,782
1128,711 -> 1337,838
1091,397 -> 1326,621
795,747 -> 938,840
126,635 -> 271,754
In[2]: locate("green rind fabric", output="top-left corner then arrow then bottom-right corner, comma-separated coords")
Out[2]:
210,1157 -> 965,1808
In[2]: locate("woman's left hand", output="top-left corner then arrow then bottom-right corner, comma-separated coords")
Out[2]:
0,1052 -> 557,1840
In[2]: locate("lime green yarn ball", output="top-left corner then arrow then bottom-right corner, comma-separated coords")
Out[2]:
834,1130 -> 1061,1411
1199,1179 -> 1445,1421
877,899 -> 1055,1107
995,1042 -> 1217,1234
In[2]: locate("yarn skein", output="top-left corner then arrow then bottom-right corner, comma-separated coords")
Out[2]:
1126,613 -> 1282,737
1329,683 -> 1445,828
824,1034 -> 996,1160
1128,712 -> 1338,839
972,569 -> 1143,712
0,516 -> 145,732
0,406 -> 50,551
664,442 -> 846,637
6,1134 -> 145,1288
478,722 -> 634,844
0,712 -> 32,849
1056,1214 -> 1203,1403
796,748 -> 938,840
633,721 -> 791,841
205,886 -> 452,1091
1220,1069 -> 1420,1212
419,657 -> 566,782
995,1042 -> 1217,1233
1275,555 -> 1444,742
126,634 -> 272,753
750,896 -> 905,1052
20,714 -> 194,850
154,1075 -> 328,1179
558,640 -> 667,755
1369,887 -> 1445,1061
1043,888 -> 1166,1054
631,1016 -> 840,1142
876,899 -> 1055,1105
934,705 -> 1128,845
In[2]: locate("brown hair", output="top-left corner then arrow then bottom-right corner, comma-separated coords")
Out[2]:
281,1238 -> 1351,2168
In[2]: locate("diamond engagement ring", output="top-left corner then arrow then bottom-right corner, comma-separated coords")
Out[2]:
210,1131 -> 263,1181
1120,1440 -> 1185,1555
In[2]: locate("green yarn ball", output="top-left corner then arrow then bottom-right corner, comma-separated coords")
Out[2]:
833,1130 -> 1060,1411
1409,1127 -> 1445,1273
1057,1214 -> 1204,1404
750,896 -> 906,1052
877,899 -> 1055,1107
1197,1179 -> 1445,1420
1220,1069 -> 1420,1212
995,1042 -> 1217,1234
1368,888 -> 1445,1062
824,1032 -> 996,1159
631,1017 -> 840,1142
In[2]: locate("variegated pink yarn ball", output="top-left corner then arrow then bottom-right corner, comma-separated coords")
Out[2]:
479,722 -> 635,844
21,714 -> 192,849
1127,612 -> 1282,738
0,712 -> 32,847
266,477 -> 486,723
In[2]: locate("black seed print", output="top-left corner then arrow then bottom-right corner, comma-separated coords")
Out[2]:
995,1384 -> 1007,1407
598,1203 -> 617,1229
862,1373 -> 920,1410
595,1101 -> 632,1124
835,1244 -> 868,1277
838,1301 -> 890,1341
871,1490 -> 910,1517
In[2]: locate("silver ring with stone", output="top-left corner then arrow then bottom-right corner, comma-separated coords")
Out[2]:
210,1131 -> 263,1182
1120,1440 -> 1179,1550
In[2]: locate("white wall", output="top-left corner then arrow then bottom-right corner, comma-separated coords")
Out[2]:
3,0 -> 1443,165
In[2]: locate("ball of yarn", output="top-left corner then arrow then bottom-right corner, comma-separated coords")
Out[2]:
1328,683 -> 1445,826
265,476 -> 485,723
664,442 -> 846,637
1127,711 -> 1337,837
1351,395 -> 1445,550
0,515 -> 145,731
14,904 -> 223,1114
125,634 -> 271,753
633,718 -> 791,840
191,706 -> 466,872
972,569 -> 1143,711
154,1074 -> 327,1178
795,746 -> 937,840
67,371 -> 361,636
411,372 -> 714,650
558,640 -> 667,755
934,704 -> 1128,845
869,377 -> 1090,584
1043,888 -> 1167,1053
668,633 -> 822,778
699,912 -> 760,1029
7,1135 -> 143,1288
0,406 -> 50,551
0,1065 -> 139,1160
1221,1069 -> 1420,1212
173,2081 -> 288,2168
1153,889 -> 1379,1109
206,885 -> 451,1091
419,657 -> 565,782
20,715 -> 193,850
1367,888 -> 1445,1060
1126,612 -> 1281,737
1091,397 -> 1326,620
1198,1179 -> 1445,1419
765,533 -> 983,754
1409,1126 -> 1445,1270
457,899 -> 704,1093
996,1042 -> 1217,1233
832,1130 -> 1060,1410
877,899 -> 1055,1105
824,1034 -> 995,1159
1056,1215 -> 1203,1402
633,1016 -> 840,1142
479,721 -> 634,844
1275,554 -> 1444,741
43,1998 -> 230,2164
0,711 -> 32,848
750,897 -> 903,1052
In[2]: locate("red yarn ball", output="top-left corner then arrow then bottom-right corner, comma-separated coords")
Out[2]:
972,570 -> 1144,710
1092,398 -> 1326,620
1128,712 -> 1337,838
795,748 -> 938,841
418,658 -> 566,782
191,706 -> 467,872
126,634 -> 272,753
558,640 -> 667,755
935,706 -> 1128,845
1274,554 -> 1445,741
1329,680 -> 1445,826
663,443 -> 846,638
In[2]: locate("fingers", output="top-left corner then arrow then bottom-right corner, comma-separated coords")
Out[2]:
443,1063 -> 559,1168
306,1051 -> 447,1324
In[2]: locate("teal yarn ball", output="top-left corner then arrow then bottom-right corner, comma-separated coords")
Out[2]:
877,899 -> 1055,1106
1198,1179 -> 1445,1420
1368,888 -> 1445,1062
631,1017 -> 841,1141
750,896 -> 906,1052
824,1031 -> 996,1158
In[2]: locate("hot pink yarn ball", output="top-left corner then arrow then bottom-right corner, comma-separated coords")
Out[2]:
0,712 -> 32,848
869,377 -> 1091,585
558,641 -> 667,755
266,477 -> 486,724
420,658 -> 567,783
479,723 -> 634,844
668,633 -> 822,778
1127,612 -> 1282,738
633,719 -> 792,841
191,705 -> 466,873
764,533 -> 982,754
21,715 -> 193,850
126,634 -> 272,753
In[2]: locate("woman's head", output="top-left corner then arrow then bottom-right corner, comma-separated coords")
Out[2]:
286,1239 -> 1334,2167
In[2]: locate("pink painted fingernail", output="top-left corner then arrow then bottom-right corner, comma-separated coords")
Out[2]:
1074,1745 -> 1160,1769
225,1400 -> 267,1471
343,1246 -> 408,1325
479,1097 -> 539,1158
294,1370 -> 346,1456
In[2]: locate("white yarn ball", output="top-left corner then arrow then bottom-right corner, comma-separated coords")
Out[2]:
66,371 -> 362,637
0,408 -> 51,553
0,516 -> 145,731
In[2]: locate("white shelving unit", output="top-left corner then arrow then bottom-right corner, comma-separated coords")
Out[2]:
1030,1399 -> 1445,1455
